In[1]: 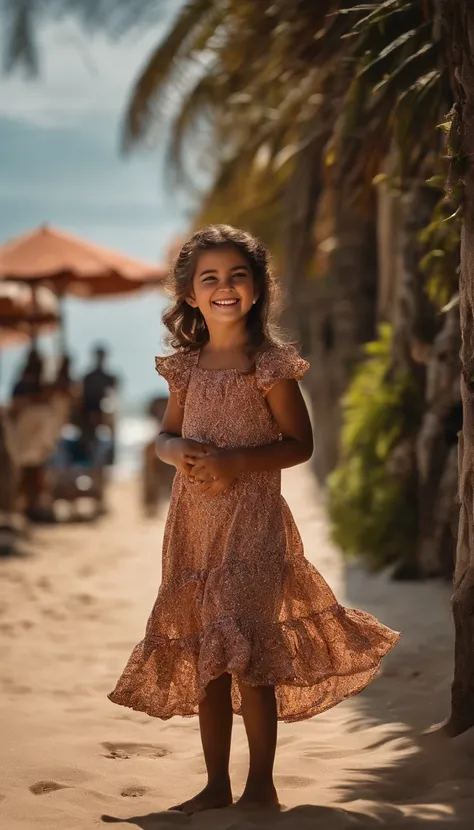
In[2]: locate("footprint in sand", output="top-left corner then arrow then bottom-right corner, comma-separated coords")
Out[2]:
29,781 -> 69,795
303,747 -> 362,760
41,608 -> 66,621
2,679 -> 32,695
102,742 -> 169,760
77,565 -> 96,578
73,593 -> 95,606
274,774 -> 314,789
121,786 -> 150,798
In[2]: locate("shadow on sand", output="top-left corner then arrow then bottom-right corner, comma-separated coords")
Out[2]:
102,473 -> 473,829
100,799 -> 460,829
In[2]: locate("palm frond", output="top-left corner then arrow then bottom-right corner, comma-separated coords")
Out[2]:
1,0 -> 172,72
352,0 -> 417,31
356,23 -> 431,83
122,0 -> 222,149
2,0 -> 38,75
166,70 -> 221,184
372,40 -> 441,95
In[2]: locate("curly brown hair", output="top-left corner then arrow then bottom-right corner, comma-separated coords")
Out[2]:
163,225 -> 281,351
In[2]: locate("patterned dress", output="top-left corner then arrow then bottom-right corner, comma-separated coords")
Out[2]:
109,344 -> 399,722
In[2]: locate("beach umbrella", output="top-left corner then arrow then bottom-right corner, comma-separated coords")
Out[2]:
0,225 -> 167,297
0,225 -> 167,349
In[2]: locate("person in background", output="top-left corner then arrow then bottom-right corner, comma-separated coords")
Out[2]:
0,408 -> 20,538
11,349 -> 43,401
81,345 -> 119,464
53,354 -> 73,392
9,350 -> 49,520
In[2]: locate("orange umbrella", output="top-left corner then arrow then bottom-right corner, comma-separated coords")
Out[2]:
0,225 -> 167,298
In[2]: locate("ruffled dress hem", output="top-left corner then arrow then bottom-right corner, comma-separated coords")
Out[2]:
108,603 -> 400,723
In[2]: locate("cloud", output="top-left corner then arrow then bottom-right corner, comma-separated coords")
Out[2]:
0,18 -> 168,129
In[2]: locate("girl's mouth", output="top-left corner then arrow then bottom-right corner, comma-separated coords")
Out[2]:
212,298 -> 240,308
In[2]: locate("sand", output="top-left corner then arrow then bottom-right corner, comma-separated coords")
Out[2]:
1,464 -> 474,829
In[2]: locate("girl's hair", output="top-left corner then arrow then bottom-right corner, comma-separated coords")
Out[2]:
163,225 -> 280,351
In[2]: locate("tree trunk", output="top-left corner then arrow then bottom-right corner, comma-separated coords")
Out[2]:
376,175 -> 402,323
303,200 -> 378,483
442,0 -> 474,735
415,302 -> 460,578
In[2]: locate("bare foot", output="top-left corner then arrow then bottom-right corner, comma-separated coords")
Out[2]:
236,781 -> 280,810
169,779 -> 233,815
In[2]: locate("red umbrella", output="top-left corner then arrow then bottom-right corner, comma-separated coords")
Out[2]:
0,225 -> 167,298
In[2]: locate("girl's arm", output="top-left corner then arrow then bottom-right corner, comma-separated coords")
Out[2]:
156,391 -> 184,465
156,392 -> 211,473
191,380 -> 313,486
234,379 -> 313,471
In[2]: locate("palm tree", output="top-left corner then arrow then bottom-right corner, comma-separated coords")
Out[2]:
5,0 -> 474,732
0,0 -> 455,500
438,0 -> 474,736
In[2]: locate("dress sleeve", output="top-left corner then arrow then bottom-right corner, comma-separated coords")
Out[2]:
155,351 -> 195,408
255,344 -> 310,395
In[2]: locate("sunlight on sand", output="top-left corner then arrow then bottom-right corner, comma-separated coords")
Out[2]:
1,466 -> 473,829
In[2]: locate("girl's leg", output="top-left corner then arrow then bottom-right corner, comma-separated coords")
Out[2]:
171,672 -> 233,814
237,683 -> 279,807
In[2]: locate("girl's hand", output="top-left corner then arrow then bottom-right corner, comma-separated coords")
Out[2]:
190,449 -> 242,493
168,438 -> 214,477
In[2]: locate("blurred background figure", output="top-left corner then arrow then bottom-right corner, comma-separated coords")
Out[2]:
80,344 -> 119,464
0,407 -> 20,550
8,349 -> 54,520
10,348 -> 43,400
52,354 -> 73,393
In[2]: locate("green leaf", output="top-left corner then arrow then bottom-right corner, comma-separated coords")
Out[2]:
426,174 -> 446,189
372,41 -> 439,96
356,25 -> 428,83
419,249 -> 446,273
352,0 -> 413,32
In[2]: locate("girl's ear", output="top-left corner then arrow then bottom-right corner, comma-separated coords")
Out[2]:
253,291 -> 260,305
186,295 -> 198,308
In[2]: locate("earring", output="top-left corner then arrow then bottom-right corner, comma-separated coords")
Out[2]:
253,299 -> 257,305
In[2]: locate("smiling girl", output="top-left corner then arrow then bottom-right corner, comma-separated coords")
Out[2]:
108,225 -> 399,814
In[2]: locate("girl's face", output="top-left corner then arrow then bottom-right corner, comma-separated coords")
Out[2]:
187,246 -> 258,328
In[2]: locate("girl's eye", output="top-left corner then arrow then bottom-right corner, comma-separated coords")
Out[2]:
202,275 -> 217,282
233,272 -> 249,280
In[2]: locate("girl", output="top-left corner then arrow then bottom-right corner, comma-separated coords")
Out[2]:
109,225 -> 400,813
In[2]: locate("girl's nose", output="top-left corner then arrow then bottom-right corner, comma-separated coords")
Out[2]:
217,275 -> 234,290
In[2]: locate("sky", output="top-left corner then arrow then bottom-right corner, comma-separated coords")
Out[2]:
0,10 -> 193,408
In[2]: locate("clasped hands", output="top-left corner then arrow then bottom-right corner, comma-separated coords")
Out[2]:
170,438 -> 241,495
